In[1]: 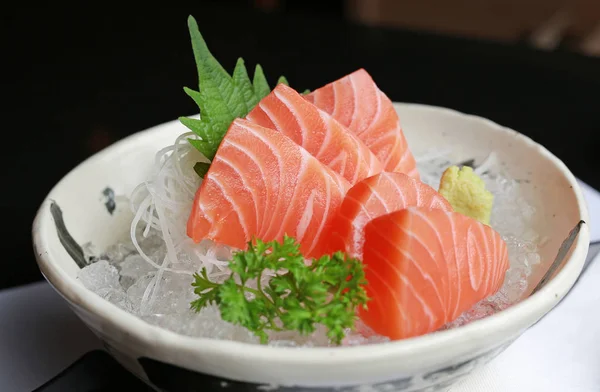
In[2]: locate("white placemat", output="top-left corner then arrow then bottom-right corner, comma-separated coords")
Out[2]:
1,181 -> 598,392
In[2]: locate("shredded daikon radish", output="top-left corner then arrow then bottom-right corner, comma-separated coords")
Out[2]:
129,132 -> 234,286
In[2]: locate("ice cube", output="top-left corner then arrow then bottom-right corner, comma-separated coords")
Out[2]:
119,254 -> 156,290
342,320 -> 390,346
102,242 -> 136,265
126,271 -> 196,315
126,273 -> 156,314
78,260 -> 134,311
526,252 -> 541,266
187,306 -> 259,342
102,288 -> 135,312
78,260 -> 122,295
141,307 -> 259,343
268,324 -> 332,347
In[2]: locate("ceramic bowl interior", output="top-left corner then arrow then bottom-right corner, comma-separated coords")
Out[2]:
33,103 -> 590,392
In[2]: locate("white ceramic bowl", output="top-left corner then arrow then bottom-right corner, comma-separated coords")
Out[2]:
32,103 -> 590,392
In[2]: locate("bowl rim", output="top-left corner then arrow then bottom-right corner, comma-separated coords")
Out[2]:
32,102 -> 590,366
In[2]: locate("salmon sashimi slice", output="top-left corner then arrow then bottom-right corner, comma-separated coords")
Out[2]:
305,69 -> 419,178
323,172 -> 452,259
359,207 -> 509,340
246,84 -> 383,185
187,118 -> 351,257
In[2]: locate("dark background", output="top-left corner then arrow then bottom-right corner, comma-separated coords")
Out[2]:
3,1 -> 599,290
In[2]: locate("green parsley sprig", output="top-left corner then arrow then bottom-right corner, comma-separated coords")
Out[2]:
191,236 -> 369,345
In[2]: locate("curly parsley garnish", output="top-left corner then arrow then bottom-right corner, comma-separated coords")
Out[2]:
191,236 -> 369,345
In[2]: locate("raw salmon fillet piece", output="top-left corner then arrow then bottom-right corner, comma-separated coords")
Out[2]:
306,69 -> 419,178
323,172 -> 452,259
246,84 -> 383,185
359,207 -> 509,340
187,118 -> 351,257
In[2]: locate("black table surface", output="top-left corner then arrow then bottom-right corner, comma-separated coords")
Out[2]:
4,2 -> 600,290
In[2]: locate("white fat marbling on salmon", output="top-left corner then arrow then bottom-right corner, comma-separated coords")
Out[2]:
467,227 -> 483,291
368,245 -> 436,331
187,119 -> 350,257
205,176 -> 249,239
364,265 -> 412,333
359,207 -> 509,340
328,150 -> 350,181
326,172 -> 452,261
314,112 -> 334,158
412,208 -> 453,311
216,155 -> 260,233
236,121 -> 286,239
308,172 -> 333,254
247,84 -> 383,186
307,71 -> 419,178
448,213 -> 462,319
390,220 -> 448,320
273,89 -> 309,146
381,172 -> 407,207
364,182 -> 390,214
224,139 -> 269,233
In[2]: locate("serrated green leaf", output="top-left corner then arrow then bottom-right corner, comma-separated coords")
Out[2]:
187,16 -> 230,81
179,116 -> 209,136
193,162 -> 211,178
183,16 -> 245,158
188,16 -> 236,112
181,16 -> 294,173
187,139 -> 213,160
302,89 -> 311,95
252,64 -> 271,100
197,76 -> 234,126
232,58 -> 258,111
179,117 -> 217,159
183,87 -> 208,119
277,76 -> 289,86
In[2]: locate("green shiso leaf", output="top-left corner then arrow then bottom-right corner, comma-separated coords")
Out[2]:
277,75 -> 289,86
193,162 -> 211,178
180,15 -> 290,166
